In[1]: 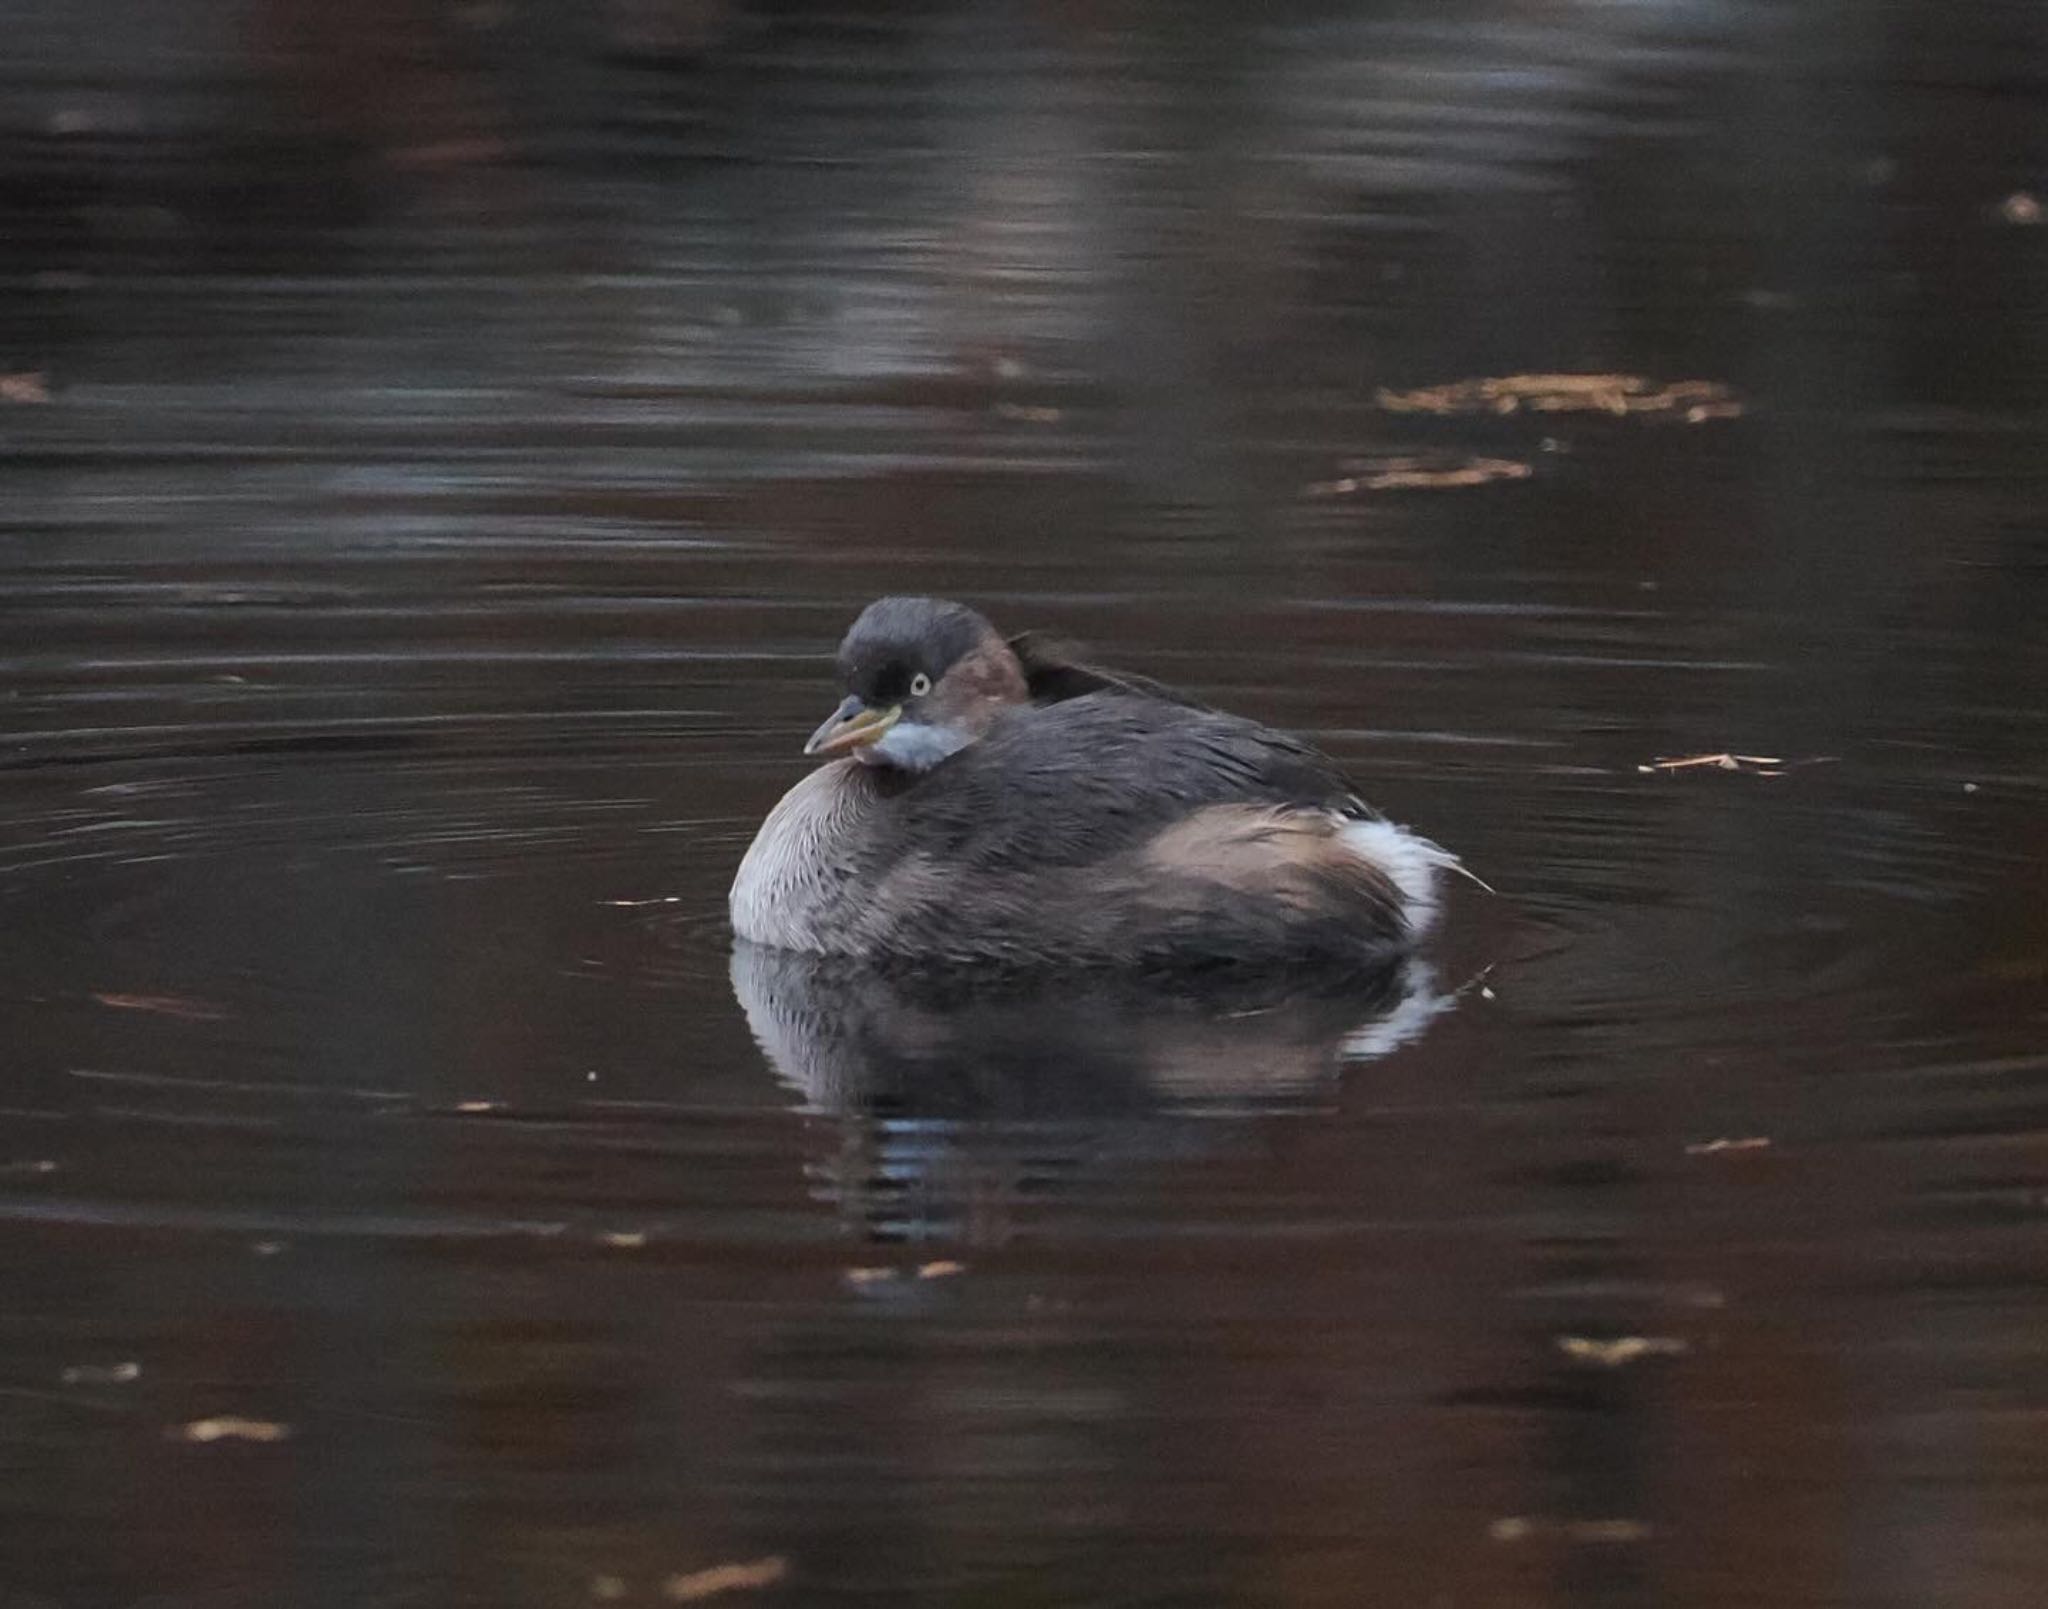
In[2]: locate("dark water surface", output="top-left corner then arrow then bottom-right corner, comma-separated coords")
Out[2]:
4,3 -> 2047,1605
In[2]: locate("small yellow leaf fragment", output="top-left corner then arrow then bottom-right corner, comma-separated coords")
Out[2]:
600,1231 -> 649,1250
1364,457 -> 1532,491
0,371 -> 50,404
1685,1136 -> 1772,1156
1556,1335 -> 1688,1368
1308,455 -> 1532,495
1376,373 -> 1738,421
916,1260 -> 966,1280
175,1416 -> 292,1444
92,992 -> 228,1021
663,1557 -> 789,1601
1642,752 -> 1787,775
1490,1516 -> 1650,1545
453,1100 -> 499,1114
1572,1520 -> 1653,1544
843,1266 -> 896,1286
62,1361 -> 141,1385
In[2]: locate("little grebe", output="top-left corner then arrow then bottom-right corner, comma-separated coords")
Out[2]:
730,597 -> 1463,970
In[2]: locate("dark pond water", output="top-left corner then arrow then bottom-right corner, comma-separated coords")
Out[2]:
4,2 -> 2047,1605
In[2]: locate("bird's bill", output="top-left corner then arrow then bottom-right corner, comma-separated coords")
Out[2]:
804,696 -> 901,757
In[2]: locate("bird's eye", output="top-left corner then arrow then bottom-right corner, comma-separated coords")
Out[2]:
909,672 -> 932,698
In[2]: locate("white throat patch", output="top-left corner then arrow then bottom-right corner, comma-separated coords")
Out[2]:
859,720 -> 972,773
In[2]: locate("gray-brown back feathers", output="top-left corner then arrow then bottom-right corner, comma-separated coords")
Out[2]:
844,694 -> 1409,970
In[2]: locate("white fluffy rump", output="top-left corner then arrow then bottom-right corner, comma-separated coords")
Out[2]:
1338,817 -> 1463,936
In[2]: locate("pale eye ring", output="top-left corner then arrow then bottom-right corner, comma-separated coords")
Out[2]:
909,672 -> 932,698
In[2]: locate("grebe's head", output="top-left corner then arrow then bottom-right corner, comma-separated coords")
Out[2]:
803,597 -> 1028,774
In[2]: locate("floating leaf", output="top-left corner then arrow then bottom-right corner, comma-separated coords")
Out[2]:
663,1557 -> 789,1601
175,1416 -> 291,1444
1556,1335 -> 1688,1367
1378,373 -> 1740,419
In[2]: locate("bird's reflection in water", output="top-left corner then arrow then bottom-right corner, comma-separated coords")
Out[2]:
731,943 -> 1455,1244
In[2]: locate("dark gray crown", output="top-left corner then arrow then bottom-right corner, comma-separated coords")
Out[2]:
836,597 -> 997,702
